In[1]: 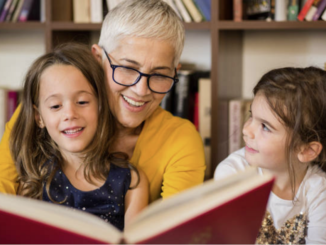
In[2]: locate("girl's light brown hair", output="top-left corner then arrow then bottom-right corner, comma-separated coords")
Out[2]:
253,67 -> 326,199
10,42 -> 132,199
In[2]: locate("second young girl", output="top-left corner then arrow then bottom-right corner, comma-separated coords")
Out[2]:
215,67 -> 326,244
9,43 -> 148,231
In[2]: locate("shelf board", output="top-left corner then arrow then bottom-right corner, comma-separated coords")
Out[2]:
0,22 -> 46,30
50,21 -> 211,31
217,21 -> 326,30
51,22 -> 102,31
184,22 -> 211,30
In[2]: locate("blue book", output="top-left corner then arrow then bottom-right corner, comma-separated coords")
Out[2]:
193,0 -> 210,21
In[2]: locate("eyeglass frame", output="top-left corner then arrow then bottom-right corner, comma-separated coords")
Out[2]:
102,48 -> 179,94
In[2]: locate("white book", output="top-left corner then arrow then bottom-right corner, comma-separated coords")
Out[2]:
90,0 -> 103,23
305,2 -> 319,21
274,0 -> 288,21
40,0 -> 46,22
174,0 -> 192,22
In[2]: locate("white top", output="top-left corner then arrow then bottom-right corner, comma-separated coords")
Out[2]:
214,148 -> 326,244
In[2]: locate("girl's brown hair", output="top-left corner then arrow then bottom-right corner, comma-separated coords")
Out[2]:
10,43 -> 135,200
253,67 -> 326,199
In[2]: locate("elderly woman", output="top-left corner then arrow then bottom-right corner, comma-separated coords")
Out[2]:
0,0 -> 205,203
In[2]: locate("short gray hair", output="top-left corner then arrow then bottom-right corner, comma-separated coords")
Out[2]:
98,0 -> 185,67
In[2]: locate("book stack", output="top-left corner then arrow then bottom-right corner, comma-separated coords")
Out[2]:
0,0 -> 44,22
233,0 -> 326,21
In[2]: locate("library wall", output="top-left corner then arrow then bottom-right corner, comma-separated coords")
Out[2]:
0,30 -> 45,89
242,31 -> 326,98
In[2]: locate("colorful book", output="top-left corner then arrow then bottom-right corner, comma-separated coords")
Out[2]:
11,0 -> 25,22
193,0 -> 210,21
0,0 -> 7,14
298,0 -> 315,20
312,0 -> 326,20
304,0 -> 321,21
0,0 -> 13,22
0,167 -> 274,244
288,0 -> 299,20
182,0 -> 203,22
322,6 -> 326,19
274,0 -> 287,21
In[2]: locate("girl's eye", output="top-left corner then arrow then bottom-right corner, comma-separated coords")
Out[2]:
50,105 -> 60,110
262,123 -> 270,132
78,101 -> 89,105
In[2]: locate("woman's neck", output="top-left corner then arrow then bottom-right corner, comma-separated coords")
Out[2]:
116,121 -> 144,137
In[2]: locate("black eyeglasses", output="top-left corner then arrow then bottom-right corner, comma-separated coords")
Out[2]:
102,48 -> 179,94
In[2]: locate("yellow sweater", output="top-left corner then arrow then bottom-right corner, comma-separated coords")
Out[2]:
0,106 -> 206,202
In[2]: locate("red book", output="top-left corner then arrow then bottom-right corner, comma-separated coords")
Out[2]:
6,90 -> 18,121
297,0 -> 315,20
233,0 -> 243,21
0,167 -> 274,244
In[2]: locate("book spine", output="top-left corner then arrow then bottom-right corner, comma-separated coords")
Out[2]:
0,0 -> 13,22
228,100 -> 242,154
7,90 -> 17,122
274,0 -> 287,21
298,0 -> 315,20
312,0 -> 326,20
160,86 -> 174,114
11,0 -> 24,22
288,0 -> 299,20
193,0 -> 210,21
5,0 -> 18,22
17,0 -> 33,22
174,0 -> 192,22
199,78 -> 211,178
182,0 -> 202,22
90,0 -> 103,23
233,0 -> 242,21
304,0 -> 321,21
174,71 -> 191,119
73,0 -> 90,23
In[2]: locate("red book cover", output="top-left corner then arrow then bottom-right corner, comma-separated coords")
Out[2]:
297,0 -> 315,20
0,167 -> 274,244
233,0 -> 243,21
6,90 -> 18,122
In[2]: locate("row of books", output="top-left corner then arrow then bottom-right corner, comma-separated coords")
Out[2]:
0,88 -> 21,139
0,0 -> 43,22
233,0 -> 326,22
71,0 -> 211,24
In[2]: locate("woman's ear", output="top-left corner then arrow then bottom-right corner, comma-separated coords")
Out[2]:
176,63 -> 182,71
33,105 -> 45,128
297,142 -> 323,163
91,44 -> 103,64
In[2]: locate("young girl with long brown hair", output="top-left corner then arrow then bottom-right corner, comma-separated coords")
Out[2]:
10,43 -> 148,231
215,67 -> 326,244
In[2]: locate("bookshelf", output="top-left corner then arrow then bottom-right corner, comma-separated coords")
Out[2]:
1,0 -> 326,177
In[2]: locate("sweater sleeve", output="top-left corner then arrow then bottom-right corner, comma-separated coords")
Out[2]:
0,106 -> 20,194
160,121 -> 206,199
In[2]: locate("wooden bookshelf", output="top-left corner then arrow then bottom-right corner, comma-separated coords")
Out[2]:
2,0 -> 326,177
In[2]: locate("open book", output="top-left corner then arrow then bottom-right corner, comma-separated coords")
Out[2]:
0,167 -> 274,244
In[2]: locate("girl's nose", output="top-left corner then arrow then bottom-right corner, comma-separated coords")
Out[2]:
242,119 -> 254,139
63,103 -> 78,121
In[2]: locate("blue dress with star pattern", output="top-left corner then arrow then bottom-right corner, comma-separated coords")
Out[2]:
42,163 -> 131,231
